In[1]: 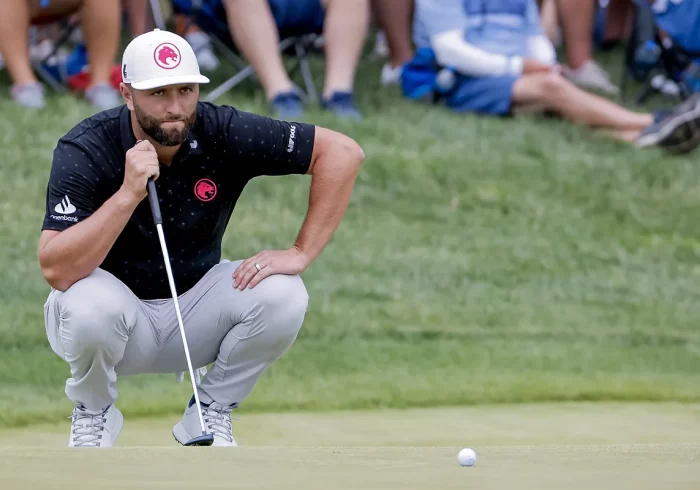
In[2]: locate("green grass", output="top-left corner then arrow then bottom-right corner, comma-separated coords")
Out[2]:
2,48 -> 700,427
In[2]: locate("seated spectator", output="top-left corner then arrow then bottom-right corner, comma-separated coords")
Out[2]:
222,0 -> 369,119
0,0 -> 122,110
372,0 -> 415,86
401,0 -> 700,154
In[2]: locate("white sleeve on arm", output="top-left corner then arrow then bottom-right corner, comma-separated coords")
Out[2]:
526,35 -> 556,66
431,30 -> 524,77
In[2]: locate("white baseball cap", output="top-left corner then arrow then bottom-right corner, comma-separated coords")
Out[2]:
121,29 -> 210,90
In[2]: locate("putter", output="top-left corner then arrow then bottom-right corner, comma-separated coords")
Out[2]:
147,179 -> 214,447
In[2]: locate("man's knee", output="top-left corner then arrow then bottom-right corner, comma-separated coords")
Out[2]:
248,273 -> 309,341
515,72 -> 570,108
258,274 -> 309,318
539,73 -> 570,100
54,271 -> 133,352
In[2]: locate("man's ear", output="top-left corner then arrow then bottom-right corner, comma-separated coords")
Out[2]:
120,83 -> 135,110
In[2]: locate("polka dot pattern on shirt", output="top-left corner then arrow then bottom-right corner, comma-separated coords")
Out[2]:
41,102 -> 316,300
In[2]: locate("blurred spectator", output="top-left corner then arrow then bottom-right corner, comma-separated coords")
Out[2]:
222,0 -> 369,119
174,15 -> 220,72
401,0 -> 700,154
372,0 -> 415,86
651,0 -> 700,53
597,0 -> 633,49
0,0 -> 122,110
556,0 -> 620,94
123,0 -> 152,36
123,0 -> 220,72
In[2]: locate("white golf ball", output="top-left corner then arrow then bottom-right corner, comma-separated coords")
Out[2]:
458,448 -> 477,466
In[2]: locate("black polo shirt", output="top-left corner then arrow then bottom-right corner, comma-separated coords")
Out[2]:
42,102 -> 315,300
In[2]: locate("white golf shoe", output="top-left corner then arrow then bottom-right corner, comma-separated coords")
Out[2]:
68,404 -> 123,448
173,396 -> 238,447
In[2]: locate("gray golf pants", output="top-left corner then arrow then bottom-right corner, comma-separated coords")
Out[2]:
43,260 -> 309,411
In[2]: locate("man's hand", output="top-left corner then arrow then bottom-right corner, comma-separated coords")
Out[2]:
232,248 -> 309,290
523,58 -> 555,74
121,140 -> 160,202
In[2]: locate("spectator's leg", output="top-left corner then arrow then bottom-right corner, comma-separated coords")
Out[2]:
512,73 -> 652,131
124,0 -> 152,36
0,0 -> 37,87
556,0 -> 619,94
556,0 -> 594,71
321,0 -> 369,98
222,0 -> 294,100
372,0 -> 414,68
538,0 -> 559,44
602,0 -> 632,46
78,0 -> 121,88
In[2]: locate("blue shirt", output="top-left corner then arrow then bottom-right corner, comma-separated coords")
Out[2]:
414,0 -> 544,57
650,0 -> 700,52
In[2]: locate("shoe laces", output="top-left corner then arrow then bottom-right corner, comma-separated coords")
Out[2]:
69,406 -> 108,448
203,404 -> 235,443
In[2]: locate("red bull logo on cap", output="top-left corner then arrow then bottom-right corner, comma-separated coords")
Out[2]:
194,179 -> 217,202
154,42 -> 181,70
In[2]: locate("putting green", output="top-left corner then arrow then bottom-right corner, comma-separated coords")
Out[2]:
1,403 -> 699,490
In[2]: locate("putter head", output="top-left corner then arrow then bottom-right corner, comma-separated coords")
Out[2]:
183,433 -> 215,447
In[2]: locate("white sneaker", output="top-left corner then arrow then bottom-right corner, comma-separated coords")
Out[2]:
173,396 -> 238,447
373,31 -> 390,59
381,63 -> 404,86
68,405 -> 123,448
563,60 -> 620,95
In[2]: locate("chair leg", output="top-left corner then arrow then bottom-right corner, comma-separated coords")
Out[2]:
33,21 -> 80,93
204,65 -> 256,102
33,61 -> 68,93
149,0 -> 167,30
295,41 -> 318,104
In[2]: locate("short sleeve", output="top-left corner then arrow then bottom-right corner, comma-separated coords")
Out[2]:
42,140 -> 101,231
221,107 -> 316,178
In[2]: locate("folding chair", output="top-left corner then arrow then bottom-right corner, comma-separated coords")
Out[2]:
29,17 -> 81,93
621,0 -> 700,104
149,0 -> 321,104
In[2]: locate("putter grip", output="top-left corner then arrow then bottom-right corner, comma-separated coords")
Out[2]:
147,179 -> 163,225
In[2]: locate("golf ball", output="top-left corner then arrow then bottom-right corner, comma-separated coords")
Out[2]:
458,448 -> 477,466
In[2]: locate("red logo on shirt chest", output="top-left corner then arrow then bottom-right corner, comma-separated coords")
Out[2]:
194,179 -> 217,202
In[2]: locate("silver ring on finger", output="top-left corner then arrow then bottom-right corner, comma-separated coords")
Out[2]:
254,262 -> 262,272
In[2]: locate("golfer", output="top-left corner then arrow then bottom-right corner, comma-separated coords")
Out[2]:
39,29 -> 364,448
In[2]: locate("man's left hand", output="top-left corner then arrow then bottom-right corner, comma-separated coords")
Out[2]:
232,248 -> 309,290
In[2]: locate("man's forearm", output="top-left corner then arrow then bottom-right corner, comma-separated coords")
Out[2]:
294,139 -> 364,266
39,189 -> 140,291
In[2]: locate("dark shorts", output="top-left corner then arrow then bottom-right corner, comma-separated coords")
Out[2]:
268,0 -> 325,35
446,75 -> 518,116
171,0 -> 325,36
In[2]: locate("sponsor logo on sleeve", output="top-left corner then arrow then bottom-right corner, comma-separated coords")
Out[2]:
50,196 -> 79,222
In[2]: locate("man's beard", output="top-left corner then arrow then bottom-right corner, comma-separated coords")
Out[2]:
134,105 -> 196,147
